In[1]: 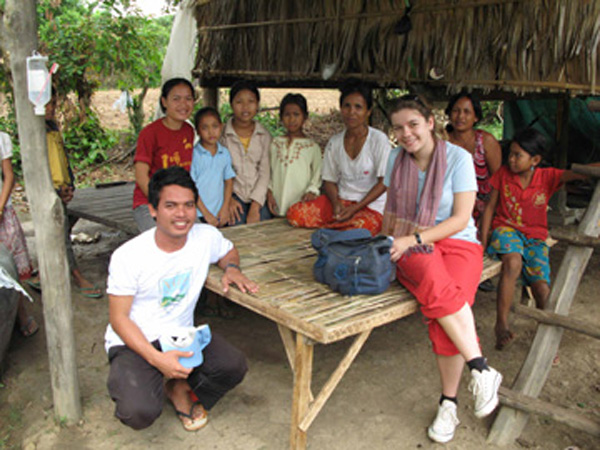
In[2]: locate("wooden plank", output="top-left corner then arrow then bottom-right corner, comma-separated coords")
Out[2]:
499,387 -> 600,437
488,179 -> 600,445
550,227 -> 600,250
512,304 -> 600,340
572,163 -> 600,178
299,330 -> 371,432
290,334 -> 313,450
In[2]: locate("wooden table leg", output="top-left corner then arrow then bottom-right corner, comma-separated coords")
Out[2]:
290,333 -> 314,450
278,324 -> 297,372
278,324 -> 314,402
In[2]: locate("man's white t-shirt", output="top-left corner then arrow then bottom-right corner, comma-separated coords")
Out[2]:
104,224 -> 233,353
321,127 -> 391,214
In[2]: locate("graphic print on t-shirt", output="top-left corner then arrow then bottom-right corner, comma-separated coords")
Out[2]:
159,269 -> 192,310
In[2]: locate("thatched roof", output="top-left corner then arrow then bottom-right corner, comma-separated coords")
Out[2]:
192,0 -> 600,97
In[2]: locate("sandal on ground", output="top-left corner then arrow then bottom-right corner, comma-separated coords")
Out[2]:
174,403 -> 208,432
79,285 -> 103,299
25,278 -> 42,292
495,329 -> 517,351
20,316 -> 39,338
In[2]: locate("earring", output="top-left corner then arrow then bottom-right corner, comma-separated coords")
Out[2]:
531,165 -> 535,171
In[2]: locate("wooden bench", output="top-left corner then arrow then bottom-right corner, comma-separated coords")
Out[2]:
66,182 -> 137,235
205,219 -> 502,450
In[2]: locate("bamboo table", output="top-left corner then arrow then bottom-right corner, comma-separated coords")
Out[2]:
205,219 -> 502,450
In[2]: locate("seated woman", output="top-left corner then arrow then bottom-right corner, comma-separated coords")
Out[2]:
384,95 -> 501,444
287,81 -> 391,236
445,93 -> 502,228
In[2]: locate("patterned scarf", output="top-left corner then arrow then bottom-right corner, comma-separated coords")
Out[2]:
382,140 -> 447,252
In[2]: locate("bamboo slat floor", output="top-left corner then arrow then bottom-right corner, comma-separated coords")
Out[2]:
205,219 -> 502,450
66,182 -> 137,235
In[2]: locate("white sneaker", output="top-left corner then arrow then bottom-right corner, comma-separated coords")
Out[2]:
469,367 -> 502,418
427,400 -> 460,443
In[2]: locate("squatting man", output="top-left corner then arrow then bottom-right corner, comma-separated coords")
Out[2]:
104,166 -> 258,431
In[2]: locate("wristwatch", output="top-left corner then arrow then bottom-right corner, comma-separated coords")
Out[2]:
414,232 -> 423,245
225,263 -> 241,271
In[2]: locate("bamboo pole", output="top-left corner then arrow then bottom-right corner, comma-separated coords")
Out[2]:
572,163 -> 600,178
4,0 -> 81,423
194,69 -> 598,94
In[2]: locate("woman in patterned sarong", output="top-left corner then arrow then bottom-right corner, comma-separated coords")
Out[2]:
287,81 -> 391,236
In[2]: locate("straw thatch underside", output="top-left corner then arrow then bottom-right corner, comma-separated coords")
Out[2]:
193,0 -> 600,96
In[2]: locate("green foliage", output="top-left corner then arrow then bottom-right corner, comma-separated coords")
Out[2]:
37,0 -> 166,99
256,111 -> 286,137
479,121 -> 503,141
480,101 -> 503,140
62,110 -> 117,169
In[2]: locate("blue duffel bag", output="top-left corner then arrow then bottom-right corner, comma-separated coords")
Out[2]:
311,228 -> 394,296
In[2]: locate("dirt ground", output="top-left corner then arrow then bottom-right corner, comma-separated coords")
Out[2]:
1,90 -> 599,449
1,217 -> 599,450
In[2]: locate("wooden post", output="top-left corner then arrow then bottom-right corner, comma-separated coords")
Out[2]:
549,96 -> 570,223
202,87 -> 219,109
4,0 -> 81,423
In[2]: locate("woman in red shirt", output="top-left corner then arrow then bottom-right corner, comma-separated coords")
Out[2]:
133,78 -> 195,232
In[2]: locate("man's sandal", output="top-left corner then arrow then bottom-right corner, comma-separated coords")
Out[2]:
174,403 -> 208,432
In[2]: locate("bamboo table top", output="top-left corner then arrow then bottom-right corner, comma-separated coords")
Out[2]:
67,182 -> 137,235
206,219 -> 502,345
